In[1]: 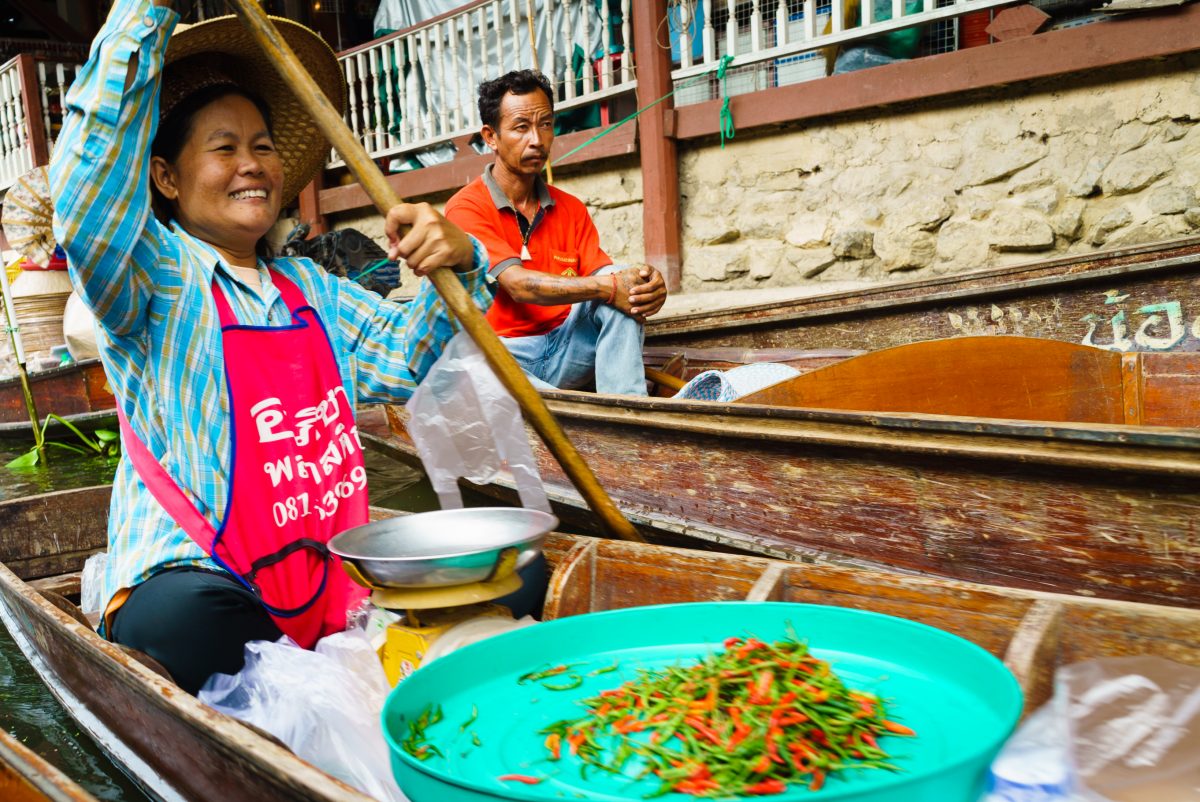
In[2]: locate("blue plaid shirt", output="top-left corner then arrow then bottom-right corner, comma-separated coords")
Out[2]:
50,0 -> 490,621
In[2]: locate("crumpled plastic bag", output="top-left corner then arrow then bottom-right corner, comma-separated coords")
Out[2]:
199,626 -> 406,802
79,551 -> 107,615
984,656 -> 1200,802
405,331 -> 550,512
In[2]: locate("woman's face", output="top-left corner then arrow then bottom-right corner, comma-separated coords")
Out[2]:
152,94 -> 283,263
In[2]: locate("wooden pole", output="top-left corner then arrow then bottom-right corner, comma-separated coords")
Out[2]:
0,264 -> 43,456
226,0 -> 644,542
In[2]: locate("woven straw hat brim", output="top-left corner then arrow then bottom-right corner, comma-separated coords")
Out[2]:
163,15 -> 345,206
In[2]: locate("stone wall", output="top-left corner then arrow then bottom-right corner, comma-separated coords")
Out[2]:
331,51 -> 1200,293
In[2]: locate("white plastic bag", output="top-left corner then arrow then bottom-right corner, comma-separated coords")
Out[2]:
79,551 -> 107,615
405,331 -> 550,512
199,628 -> 406,802
984,656 -> 1200,802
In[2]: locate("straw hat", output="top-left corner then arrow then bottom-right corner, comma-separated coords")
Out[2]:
162,15 -> 345,206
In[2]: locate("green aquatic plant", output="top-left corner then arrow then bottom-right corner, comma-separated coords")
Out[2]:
6,414 -> 120,469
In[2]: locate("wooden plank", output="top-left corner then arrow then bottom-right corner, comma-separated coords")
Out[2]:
646,239 -> 1200,352
0,729 -> 97,802
0,361 -> 115,425
0,486 -> 110,580
1139,352 -> 1200,427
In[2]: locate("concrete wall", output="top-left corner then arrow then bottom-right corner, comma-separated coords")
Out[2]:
331,51 -> 1200,294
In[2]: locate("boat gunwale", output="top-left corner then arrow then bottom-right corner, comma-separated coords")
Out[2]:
647,237 -> 1200,338
0,558 -> 372,802
525,391 -> 1200,476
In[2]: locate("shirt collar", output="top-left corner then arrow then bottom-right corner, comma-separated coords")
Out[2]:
169,219 -> 267,280
482,164 -> 554,212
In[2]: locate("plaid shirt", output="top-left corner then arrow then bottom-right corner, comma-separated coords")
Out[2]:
50,0 -> 490,621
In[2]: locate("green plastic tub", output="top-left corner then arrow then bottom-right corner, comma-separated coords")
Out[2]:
382,601 -> 1022,801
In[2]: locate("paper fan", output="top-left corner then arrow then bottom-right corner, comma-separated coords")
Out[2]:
2,165 -> 54,267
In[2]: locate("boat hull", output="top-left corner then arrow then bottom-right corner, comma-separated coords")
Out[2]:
384,399 -> 1200,609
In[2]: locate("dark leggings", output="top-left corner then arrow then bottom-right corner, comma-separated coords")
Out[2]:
110,568 -> 283,695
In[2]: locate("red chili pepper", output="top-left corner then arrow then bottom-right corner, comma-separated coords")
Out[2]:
750,670 -> 775,704
683,716 -> 723,745
744,778 -> 787,795
882,720 -> 916,736
809,769 -> 826,791
567,730 -> 587,756
861,731 -> 878,749
498,774 -> 543,784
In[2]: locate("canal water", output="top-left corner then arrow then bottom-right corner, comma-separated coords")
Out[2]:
0,442 -> 439,799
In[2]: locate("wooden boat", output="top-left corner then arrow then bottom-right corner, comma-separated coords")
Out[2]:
378,336 -> 1200,609
0,359 -> 116,440
647,236 -> 1200,353
2,485 -> 1200,801
0,730 -> 97,802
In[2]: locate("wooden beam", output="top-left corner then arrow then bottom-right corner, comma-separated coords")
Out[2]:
15,55 -> 49,167
318,121 -> 639,216
631,0 -> 683,292
296,172 -> 327,236
674,3 -> 1200,140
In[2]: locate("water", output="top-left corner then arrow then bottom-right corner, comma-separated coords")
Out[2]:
0,443 -> 437,799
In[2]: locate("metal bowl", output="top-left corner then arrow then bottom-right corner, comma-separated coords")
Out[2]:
328,508 -> 557,589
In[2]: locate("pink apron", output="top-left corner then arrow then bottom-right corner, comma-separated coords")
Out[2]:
120,271 -> 369,648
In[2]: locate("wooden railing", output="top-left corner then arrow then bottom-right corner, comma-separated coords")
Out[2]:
0,55 -> 80,192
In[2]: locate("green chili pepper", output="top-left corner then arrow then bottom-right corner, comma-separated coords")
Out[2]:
542,673 -> 584,691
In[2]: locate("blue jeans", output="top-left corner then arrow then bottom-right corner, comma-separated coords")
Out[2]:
501,265 -> 647,396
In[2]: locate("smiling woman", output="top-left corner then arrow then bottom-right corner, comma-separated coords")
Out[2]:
48,0 -> 493,695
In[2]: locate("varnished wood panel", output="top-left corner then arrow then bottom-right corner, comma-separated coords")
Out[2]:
737,337 -> 1131,424
0,486 -> 110,580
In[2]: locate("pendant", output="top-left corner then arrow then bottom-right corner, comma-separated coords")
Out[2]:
520,244 -> 531,261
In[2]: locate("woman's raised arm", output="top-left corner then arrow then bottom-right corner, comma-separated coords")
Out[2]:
50,0 -> 176,336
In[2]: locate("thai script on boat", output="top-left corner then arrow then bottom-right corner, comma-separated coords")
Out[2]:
1080,291 -> 1200,352
946,290 -> 1199,351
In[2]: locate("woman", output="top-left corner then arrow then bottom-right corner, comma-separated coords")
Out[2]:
50,0 -> 491,694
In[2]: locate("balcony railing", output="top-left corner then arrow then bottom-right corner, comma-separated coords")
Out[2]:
333,0 -> 635,169
0,55 -> 80,192
668,0 -> 1017,101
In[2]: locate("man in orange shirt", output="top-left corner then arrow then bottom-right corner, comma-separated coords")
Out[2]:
444,70 -> 667,395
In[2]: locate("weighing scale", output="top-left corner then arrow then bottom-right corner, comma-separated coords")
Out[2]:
329,508 -> 556,685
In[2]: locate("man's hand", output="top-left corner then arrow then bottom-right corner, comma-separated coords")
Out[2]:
384,202 -> 475,276
611,265 -> 667,323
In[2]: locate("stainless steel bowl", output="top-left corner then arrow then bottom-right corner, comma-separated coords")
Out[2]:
328,507 -> 557,589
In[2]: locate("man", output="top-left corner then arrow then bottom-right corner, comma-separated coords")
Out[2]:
444,70 -> 668,396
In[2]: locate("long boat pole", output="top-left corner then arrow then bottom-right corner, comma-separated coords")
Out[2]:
227,0 -> 643,542
0,265 -> 43,457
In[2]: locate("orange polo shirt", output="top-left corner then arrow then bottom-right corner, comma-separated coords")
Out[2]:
445,166 -> 611,337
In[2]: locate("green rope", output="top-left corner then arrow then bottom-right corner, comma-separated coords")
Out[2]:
552,54 -> 738,166
716,54 -> 736,148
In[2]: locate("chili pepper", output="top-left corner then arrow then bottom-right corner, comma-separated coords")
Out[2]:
588,659 -> 620,676
518,663 -> 582,684
545,732 -> 562,760
745,778 -> 787,795
458,705 -> 478,733
882,720 -> 916,736
536,629 -> 914,797
542,673 -> 584,691
497,774 -> 543,784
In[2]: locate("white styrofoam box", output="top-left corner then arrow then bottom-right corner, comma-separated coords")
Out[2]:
718,31 -> 755,58
722,66 -> 768,97
775,52 -> 825,86
674,76 -> 714,106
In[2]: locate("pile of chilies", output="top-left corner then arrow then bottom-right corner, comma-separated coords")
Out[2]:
539,635 -> 916,797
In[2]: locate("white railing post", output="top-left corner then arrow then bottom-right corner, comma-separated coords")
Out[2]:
702,0 -> 716,64
621,0 -> 634,82
751,0 -> 763,51
725,0 -> 739,57
679,2 -> 693,69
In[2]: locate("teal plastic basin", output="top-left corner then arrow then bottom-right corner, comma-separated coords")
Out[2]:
382,602 -> 1022,801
